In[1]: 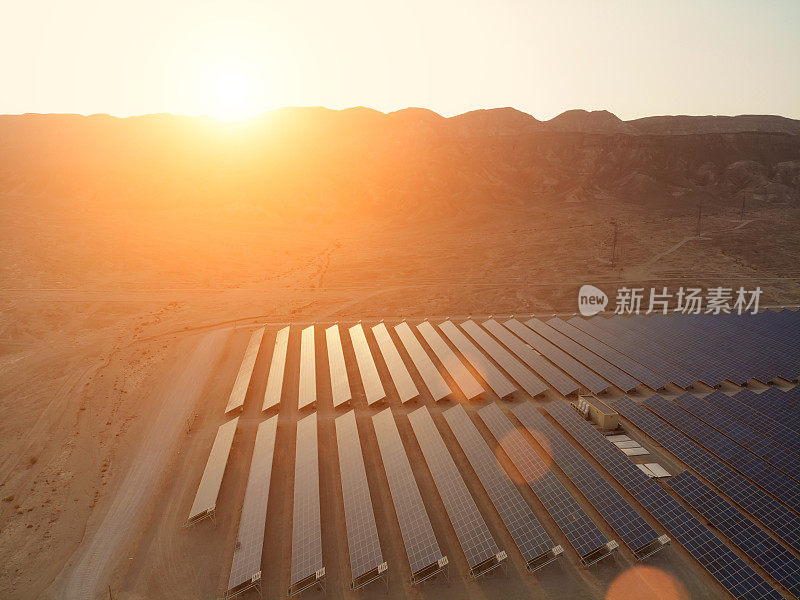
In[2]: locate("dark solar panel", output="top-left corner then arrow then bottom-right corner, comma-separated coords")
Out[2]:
335,411 -> 386,588
643,394 -> 800,512
545,401 -> 783,600
511,402 -> 661,557
481,319 -> 579,396
734,388 -> 800,433
407,407 -> 505,577
477,403 -> 614,564
668,471 -> 800,599
611,396 -> 800,553
371,408 -> 447,582
442,405 -> 560,571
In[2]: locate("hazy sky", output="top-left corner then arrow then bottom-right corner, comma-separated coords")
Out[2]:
2,0 -> 798,120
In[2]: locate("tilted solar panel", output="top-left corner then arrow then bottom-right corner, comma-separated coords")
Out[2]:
349,323 -> 386,405
298,326 -> 317,410
188,417 -> 239,525
417,321 -> 483,400
394,322 -> 452,401
263,326 -> 289,411
408,406 -> 505,578
225,327 -> 265,414
326,324 -> 352,407
372,323 -> 419,403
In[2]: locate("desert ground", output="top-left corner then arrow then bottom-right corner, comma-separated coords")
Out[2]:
0,111 -> 799,600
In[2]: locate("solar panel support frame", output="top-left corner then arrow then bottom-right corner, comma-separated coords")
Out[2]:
287,567 -> 326,597
224,571 -> 261,600
410,556 -> 449,585
350,561 -> 389,592
470,550 -> 508,579
528,545 -> 564,572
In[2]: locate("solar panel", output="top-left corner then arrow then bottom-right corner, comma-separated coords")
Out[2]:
187,416 -> 239,525
459,320 -> 547,397
298,326 -> 316,410
525,319 -> 640,392
503,318 -> 610,394
642,394 -> 800,513
407,407 -> 506,578
735,388 -> 800,432
371,408 -> 448,584
477,403 -> 616,565
349,324 -> 386,405
438,320 -> 516,398
481,319 -> 579,396
325,325 -> 352,407
335,411 -> 387,589
611,396 -> 800,553
545,401 -> 783,600
372,323 -> 419,403
442,404 -> 561,571
226,416 -> 278,598
225,327 -> 265,413
511,402 -> 663,558
673,392 -> 800,483
417,321 -> 483,400
668,471 -> 800,599
289,413 -> 325,596
394,322 -> 452,401
546,317 -> 669,390
263,326 -> 289,411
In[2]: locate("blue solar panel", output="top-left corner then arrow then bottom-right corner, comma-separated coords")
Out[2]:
611,396 -> 800,553
668,471 -> 800,599
642,395 -> 800,512
510,402 -> 663,557
545,401 -> 783,600
734,388 -> 800,433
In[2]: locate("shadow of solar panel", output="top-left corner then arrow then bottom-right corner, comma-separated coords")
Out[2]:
349,323 -> 386,405
371,408 -> 447,584
417,321 -> 483,400
394,322 -> 452,401
460,320 -> 547,397
225,327 -> 265,414
511,402 -> 663,559
503,318 -> 610,394
326,325 -> 352,407
226,416 -> 278,599
611,396 -> 800,553
263,326 -> 289,411
481,319 -> 579,396
525,319 -> 640,392
477,403 -> 615,565
408,406 -> 506,578
298,326 -> 317,410
643,395 -> 800,512
372,322 -> 419,403
187,416 -> 239,526
442,405 -> 561,572
335,411 -> 387,590
545,401 -> 783,600
668,471 -> 800,599
289,414 -> 325,596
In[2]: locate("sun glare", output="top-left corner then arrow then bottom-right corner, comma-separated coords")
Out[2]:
201,61 -> 262,122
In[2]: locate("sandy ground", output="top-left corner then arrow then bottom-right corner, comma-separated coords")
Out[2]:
0,192 -> 798,599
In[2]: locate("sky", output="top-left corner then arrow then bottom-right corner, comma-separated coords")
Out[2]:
2,0 -> 798,120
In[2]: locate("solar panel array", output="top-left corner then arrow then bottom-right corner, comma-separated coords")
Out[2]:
407,407 -> 504,576
545,317 -> 669,390
668,470 -> 800,598
335,411 -> 386,588
525,319 -> 640,392
394,322 -> 452,401
371,408 -> 446,581
372,322 -> 419,403
511,402 -> 661,557
417,321 -> 484,399
326,325 -> 352,407
481,319 -> 579,395
263,326 -> 289,411
188,417 -> 239,524
442,405 -> 559,571
642,394 -> 800,512
227,416 -> 278,595
460,320 -> 547,397
290,414 -> 324,593
545,401 -> 783,600
349,324 -> 386,405
611,396 -> 800,552
503,318 -> 610,394
735,388 -> 800,432
298,326 -> 316,410
225,327 -> 265,414
477,403 -> 613,563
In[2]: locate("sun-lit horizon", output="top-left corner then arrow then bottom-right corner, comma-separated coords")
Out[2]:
3,0 -> 799,121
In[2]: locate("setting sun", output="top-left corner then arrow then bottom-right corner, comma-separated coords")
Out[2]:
201,60 -> 262,121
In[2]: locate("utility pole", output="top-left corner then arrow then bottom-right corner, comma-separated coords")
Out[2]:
610,220 -> 618,269
696,201 -> 702,237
